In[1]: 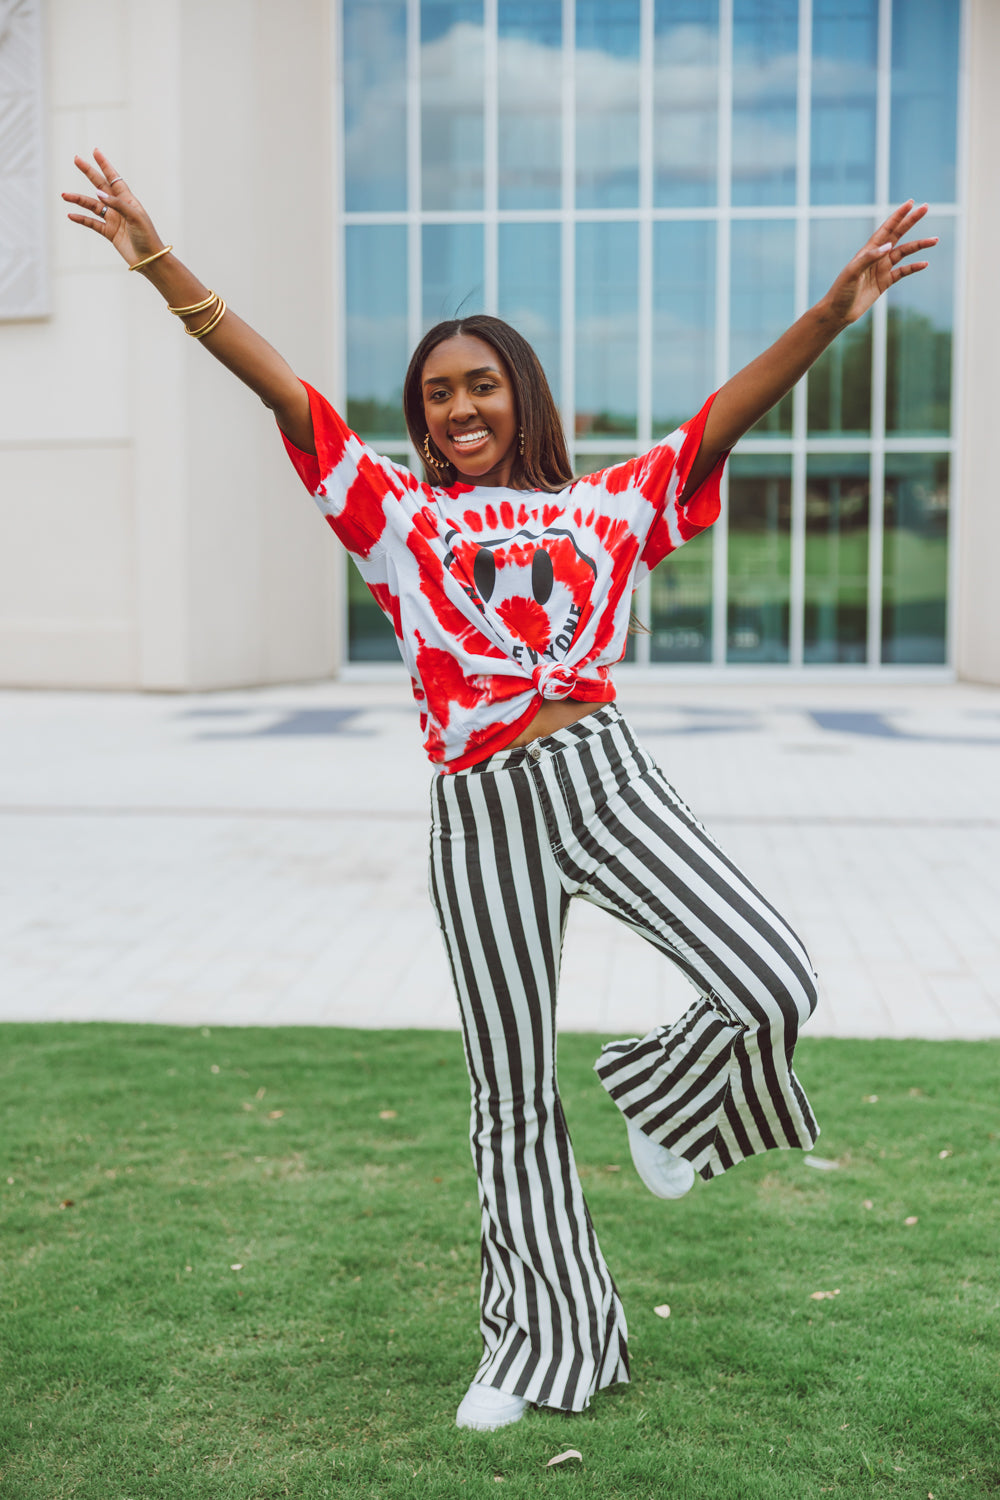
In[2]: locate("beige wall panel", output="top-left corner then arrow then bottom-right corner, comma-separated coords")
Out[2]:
0,268 -> 129,443
0,445 -> 136,685
957,0 -> 1000,684
175,0 -> 337,688
47,0 -> 128,110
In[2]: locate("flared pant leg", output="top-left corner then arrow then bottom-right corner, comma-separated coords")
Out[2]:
429,757 -> 629,1413
538,709 -> 820,1180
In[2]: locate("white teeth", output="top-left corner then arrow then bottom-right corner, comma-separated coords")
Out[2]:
452,429 -> 489,446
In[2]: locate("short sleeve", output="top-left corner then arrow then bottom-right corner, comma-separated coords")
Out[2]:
632,391 -> 727,574
280,381 -> 420,561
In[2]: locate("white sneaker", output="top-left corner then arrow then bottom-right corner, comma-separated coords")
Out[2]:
627,1120 -> 696,1199
455,1382 -> 529,1431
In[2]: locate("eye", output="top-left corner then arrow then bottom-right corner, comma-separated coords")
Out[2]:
473,547 -> 496,601
473,382 -> 497,395
531,547 -> 554,605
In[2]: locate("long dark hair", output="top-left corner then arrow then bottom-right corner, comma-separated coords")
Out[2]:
402,315 -> 573,492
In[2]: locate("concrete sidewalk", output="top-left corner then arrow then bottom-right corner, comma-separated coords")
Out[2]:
2,678 -> 998,1039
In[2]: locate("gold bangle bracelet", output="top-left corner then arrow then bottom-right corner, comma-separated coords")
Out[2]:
167,291 -> 216,316
128,244 -> 173,273
187,297 -> 227,340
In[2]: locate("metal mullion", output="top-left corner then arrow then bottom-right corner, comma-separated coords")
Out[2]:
483,0 -> 499,313
867,0 -> 893,667
406,0 -> 422,348
789,0 -> 811,670
631,0 -> 654,657
946,0 -> 970,673
561,0 -> 576,460
712,0 -> 733,668
341,202 -> 961,226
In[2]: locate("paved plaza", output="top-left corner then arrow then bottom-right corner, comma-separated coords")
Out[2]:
2,678 -> 998,1040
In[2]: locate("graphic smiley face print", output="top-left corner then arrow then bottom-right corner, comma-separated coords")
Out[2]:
444,524 -> 597,671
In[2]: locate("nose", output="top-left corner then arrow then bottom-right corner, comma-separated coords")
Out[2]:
450,387 -> 477,423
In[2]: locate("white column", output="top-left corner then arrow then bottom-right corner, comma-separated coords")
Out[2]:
956,0 -> 1000,684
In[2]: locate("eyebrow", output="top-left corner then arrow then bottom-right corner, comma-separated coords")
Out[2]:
422,365 -> 501,387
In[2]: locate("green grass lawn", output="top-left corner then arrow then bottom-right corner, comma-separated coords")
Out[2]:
1,1026 -> 996,1499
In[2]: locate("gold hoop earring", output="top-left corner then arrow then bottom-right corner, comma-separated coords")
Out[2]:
518,427 -> 525,456
422,432 -> 445,470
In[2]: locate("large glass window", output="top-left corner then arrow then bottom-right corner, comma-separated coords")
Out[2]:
730,221 -> 795,435
343,0 -> 407,211
727,454 -> 792,663
807,217 -> 873,438
652,221 -> 715,437
882,454 -> 949,665
654,0 -> 719,207
575,0 -> 641,208
421,1 -> 485,210
804,455 -> 870,664
498,223 -> 561,405
339,0 -> 962,670
650,531 -> 714,663
731,0 -> 798,206
345,227 -> 408,441
890,0 -> 960,205
422,224 -> 484,328
886,223 -> 954,438
498,1 -> 562,209
810,0 -> 878,205
576,222 -> 638,438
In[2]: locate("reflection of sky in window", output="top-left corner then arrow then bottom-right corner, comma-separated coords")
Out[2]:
343,0 -> 407,211
346,227 -> 409,434
654,1 -> 718,207
576,0 -> 640,208
890,0 -> 959,205
498,223 -> 561,405
422,223 -> 485,328
730,220 -> 795,372
653,221 -> 715,435
732,0 -> 797,207
576,222 -> 638,435
811,0 -> 877,205
498,1 -> 562,209
421,2 -> 484,210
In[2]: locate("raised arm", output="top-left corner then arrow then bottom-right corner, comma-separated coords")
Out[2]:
682,202 -> 937,496
63,149 -> 315,453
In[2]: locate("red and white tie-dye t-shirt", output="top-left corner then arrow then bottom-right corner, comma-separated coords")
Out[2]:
282,382 -> 726,773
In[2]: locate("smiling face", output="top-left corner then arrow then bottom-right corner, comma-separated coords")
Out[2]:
421,333 -> 520,488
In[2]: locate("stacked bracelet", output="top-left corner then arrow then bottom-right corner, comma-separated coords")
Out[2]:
167,291 -> 217,317
186,295 -> 227,340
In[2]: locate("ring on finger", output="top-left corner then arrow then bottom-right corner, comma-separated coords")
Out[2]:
107,175 -> 124,187
99,206 -> 107,219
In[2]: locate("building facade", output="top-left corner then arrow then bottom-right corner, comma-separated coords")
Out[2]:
1,0 -> 998,689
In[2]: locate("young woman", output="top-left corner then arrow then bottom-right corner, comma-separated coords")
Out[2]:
65,150 -> 935,1432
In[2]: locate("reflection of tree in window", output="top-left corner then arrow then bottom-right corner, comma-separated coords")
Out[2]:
804,462 -> 869,664
886,308 -> 952,437
807,324 -> 871,437
882,455 -> 949,664
727,458 -> 791,663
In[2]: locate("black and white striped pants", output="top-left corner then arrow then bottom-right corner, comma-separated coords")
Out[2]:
428,705 -> 819,1413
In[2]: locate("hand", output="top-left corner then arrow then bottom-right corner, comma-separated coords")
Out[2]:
823,201 -> 938,327
62,148 -> 166,268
